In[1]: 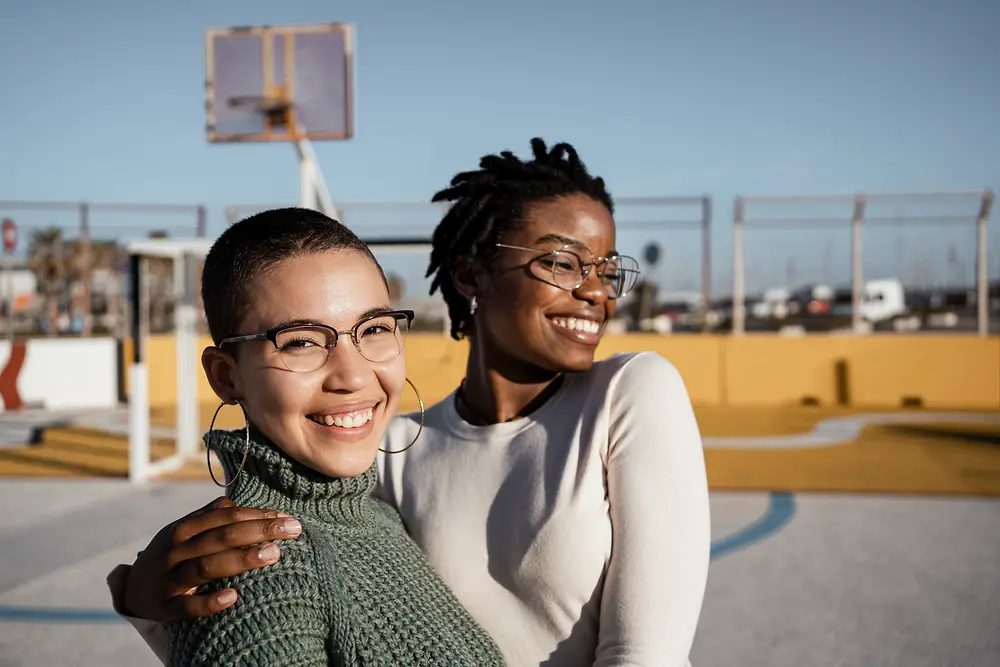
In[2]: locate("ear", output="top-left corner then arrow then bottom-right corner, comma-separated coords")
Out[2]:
201,346 -> 242,405
450,257 -> 479,302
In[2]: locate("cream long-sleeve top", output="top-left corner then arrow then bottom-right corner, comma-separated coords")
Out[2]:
112,351 -> 711,666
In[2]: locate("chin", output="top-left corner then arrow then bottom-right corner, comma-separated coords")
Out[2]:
536,344 -> 599,374
555,354 -> 597,374
310,447 -> 378,478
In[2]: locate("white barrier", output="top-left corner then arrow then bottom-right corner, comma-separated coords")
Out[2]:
0,338 -> 119,413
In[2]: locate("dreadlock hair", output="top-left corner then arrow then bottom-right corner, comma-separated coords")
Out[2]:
201,207 -> 385,346
426,137 -> 615,340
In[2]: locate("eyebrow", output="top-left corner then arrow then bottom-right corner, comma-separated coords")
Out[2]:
269,306 -> 394,331
534,233 -> 579,246
532,234 -> 619,258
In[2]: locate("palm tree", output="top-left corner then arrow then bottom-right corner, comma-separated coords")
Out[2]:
145,230 -> 174,333
89,240 -> 128,336
27,227 -> 69,336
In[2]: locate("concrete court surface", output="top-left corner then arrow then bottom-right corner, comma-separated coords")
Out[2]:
0,479 -> 997,667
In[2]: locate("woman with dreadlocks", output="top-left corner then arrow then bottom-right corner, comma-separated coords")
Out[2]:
109,138 -> 710,666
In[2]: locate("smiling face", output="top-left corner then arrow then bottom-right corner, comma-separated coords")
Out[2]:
202,249 -> 406,478
472,193 -> 619,374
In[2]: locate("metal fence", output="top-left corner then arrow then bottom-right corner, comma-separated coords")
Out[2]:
732,190 -> 994,335
3,190 -> 995,338
224,197 -> 714,333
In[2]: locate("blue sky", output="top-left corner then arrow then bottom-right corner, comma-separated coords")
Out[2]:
1,0 -> 998,295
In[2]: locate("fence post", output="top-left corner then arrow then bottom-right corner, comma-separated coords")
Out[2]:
80,202 -> 93,336
701,195 -> 712,314
977,189 -> 994,336
196,205 -> 207,237
732,197 -> 745,335
850,195 -> 867,332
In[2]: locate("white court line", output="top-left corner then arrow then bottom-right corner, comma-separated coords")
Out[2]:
703,411 -> 1000,449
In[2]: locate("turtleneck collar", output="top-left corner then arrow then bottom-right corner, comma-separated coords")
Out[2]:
206,425 -> 378,524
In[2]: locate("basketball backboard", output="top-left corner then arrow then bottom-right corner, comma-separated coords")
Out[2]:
204,23 -> 354,143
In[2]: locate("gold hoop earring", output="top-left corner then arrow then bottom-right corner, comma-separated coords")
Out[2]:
380,378 -> 425,455
205,400 -> 250,488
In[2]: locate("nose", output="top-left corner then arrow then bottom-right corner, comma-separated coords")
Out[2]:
321,339 -> 371,393
572,265 -> 610,306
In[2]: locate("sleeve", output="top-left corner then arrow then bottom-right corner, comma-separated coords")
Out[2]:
165,546 -> 331,667
106,563 -> 170,665
594,352 -> 711,667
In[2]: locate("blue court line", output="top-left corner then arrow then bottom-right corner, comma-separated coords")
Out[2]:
710,491 -> 796,561
0,492 -> 796,624
0,606 -> 121,623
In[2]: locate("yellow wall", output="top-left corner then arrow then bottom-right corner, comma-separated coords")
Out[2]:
124,333 -> 1000,411
720,335 -> 1000,409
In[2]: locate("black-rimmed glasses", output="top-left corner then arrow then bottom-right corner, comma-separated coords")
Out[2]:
495,243 -> 641,299
219,310 -> 414,373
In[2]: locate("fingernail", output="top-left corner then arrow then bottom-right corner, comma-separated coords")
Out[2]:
218,589 -> 237,604
281,519 -> 302,535
258,543 -> 280,561
276,511 -> 291,518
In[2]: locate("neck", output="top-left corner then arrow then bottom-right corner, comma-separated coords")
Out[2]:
208,426 -> 377,523
458,335 -> 563,425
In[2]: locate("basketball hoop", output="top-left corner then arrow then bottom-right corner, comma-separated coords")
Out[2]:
205,24 -> 352,217
227,95 -> 293,129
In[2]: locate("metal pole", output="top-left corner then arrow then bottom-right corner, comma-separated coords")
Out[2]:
128,253 -> 150,484
196,205 -> 207,237
976,190 -> 993,336
174,253 -> 200,457
3,247 -> 10,339
701,195 -> 712,315
80,202 -> 93,335
732,197 -> 746,335
851,195 -> 867,332
294,133 -> 339,220
298,141 -> 315,211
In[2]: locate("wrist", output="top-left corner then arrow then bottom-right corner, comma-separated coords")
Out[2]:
106,563 -> 137,617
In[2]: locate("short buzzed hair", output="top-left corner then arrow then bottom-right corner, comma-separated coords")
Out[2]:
201,207 -> 385,344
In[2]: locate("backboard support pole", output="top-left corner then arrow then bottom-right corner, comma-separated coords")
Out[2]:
295,135 -> 339,220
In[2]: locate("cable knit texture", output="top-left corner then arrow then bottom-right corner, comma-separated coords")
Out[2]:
166,427 -> 505,667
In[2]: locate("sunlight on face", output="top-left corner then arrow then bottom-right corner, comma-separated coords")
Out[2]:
479,193 -> 618,374
222,250 -> 405,478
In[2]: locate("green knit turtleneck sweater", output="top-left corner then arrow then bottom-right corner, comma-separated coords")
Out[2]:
166,427 -> 505,667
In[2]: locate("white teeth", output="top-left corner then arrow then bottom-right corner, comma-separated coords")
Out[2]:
551,317 -> 600,334
312,408 -> 374,429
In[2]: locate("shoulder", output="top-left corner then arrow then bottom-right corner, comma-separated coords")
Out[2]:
600,352 -> 699,448
585,351 -> 688,402
192,532 -> 321,600
167,538 -> 324,653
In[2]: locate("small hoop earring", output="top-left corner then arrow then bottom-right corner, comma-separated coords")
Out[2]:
206,400 -> 250,488
469,296 -> 478,316
380,378 -> 425,455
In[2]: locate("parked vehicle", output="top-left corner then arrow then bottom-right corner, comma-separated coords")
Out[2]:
861,278 -> 906,323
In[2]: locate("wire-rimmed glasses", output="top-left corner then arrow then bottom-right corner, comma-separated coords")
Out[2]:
219,310 -> 414,373
495,243 -> 641,299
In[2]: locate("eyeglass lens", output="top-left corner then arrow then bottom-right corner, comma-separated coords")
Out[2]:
272,313 -> 410,372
